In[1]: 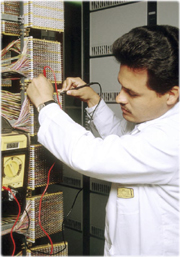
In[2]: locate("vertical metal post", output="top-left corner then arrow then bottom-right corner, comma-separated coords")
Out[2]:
147,1 -> 157,25
19,1 -> 25,104
82,2 -> 90,255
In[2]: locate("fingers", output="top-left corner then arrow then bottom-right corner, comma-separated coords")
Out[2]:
26,74 -> 54,108
62,77 -> 86,92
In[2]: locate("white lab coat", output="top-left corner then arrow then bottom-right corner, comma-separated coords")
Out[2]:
38,99 -> 179,256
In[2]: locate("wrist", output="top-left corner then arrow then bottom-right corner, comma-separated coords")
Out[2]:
35,97 -> 54,108
37,99 -> 55,112
87,94 -> 100,108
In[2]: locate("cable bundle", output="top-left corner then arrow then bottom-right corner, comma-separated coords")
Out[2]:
13,92 -> 62,134
1,200 -> 31,236
14,99 -> 39,136
1,90 -> 21,124
1,39 -> 21,59
1,51 -> 11,67
12,96 -> 31,132
1,38 -> 30,78
1,93 -> 38,134
26,192 -> 64,243
28,144 -> 63,190
1,90 -> 32,132
24,1 -> 64,32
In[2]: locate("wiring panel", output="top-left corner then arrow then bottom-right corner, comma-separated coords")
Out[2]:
28,144 -> 63,190
23,1 -> 64,32
1,1 -> 20,16
26,192 -> 64,243
1,91 -> 63,135
1,37 -> 62,83
24,37 -> 62,82
1,1 -> 66,255
1,20 -> 20,36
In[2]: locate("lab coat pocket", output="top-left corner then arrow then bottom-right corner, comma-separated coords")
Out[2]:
113,208 -> 140,255
112,187 -> 140,255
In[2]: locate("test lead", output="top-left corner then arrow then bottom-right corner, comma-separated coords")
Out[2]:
60,83 -> 90,95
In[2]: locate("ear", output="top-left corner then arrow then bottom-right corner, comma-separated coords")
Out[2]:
166,86 -> 179,106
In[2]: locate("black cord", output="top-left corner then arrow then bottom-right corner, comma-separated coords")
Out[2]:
60,81 -> 103,132
24,188 -> 83,255
60,82 -> 101,95
84,82 -> 102,132
64,188 -> 83,219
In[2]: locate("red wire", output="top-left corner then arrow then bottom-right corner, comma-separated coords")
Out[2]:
43,66 -> 62,109
2,186 -> 21,256
38,162 -> 55,255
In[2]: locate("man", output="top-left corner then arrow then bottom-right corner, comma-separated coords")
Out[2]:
27,25 -> 179,255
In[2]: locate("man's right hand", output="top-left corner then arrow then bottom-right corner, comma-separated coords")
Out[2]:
61,77 -> 100,108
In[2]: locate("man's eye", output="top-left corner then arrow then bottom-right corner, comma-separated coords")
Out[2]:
125,89 -> 138,97
122,87 -> 139,97
128,91 -> 138,97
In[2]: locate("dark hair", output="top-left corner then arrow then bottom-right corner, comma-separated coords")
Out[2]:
112,25 -> 179,94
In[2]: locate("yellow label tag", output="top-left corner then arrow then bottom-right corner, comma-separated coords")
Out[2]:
117,188 -> 134,199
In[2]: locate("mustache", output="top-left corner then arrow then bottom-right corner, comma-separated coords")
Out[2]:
120,105 -> 131,113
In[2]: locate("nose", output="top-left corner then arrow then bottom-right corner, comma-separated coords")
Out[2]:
116,89 -> 128,104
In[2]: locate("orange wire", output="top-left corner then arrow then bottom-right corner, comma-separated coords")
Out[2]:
2,186 -> 21,256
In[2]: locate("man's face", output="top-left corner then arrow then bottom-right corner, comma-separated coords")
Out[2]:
116,65 -> 168,123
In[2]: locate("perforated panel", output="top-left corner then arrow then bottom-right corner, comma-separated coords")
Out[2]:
26,192 -> 64,242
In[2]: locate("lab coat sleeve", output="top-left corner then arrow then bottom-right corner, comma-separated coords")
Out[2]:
86,99 -> 130,138
38,103 -> 179,185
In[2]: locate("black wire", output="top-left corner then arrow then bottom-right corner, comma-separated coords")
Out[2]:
60,81 -> 103,132
84,82 -> 102,132
60,83 -> 90,95
24,188 -> 83,255
64,188 -> 83,219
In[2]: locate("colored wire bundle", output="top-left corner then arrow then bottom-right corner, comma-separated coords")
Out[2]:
1,39 -> 21,58
1,201 -> 31,236
13,97 -> 31,132
1,38 -> 29,78
1,90 -> 21,123
12,66 -> 62,132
